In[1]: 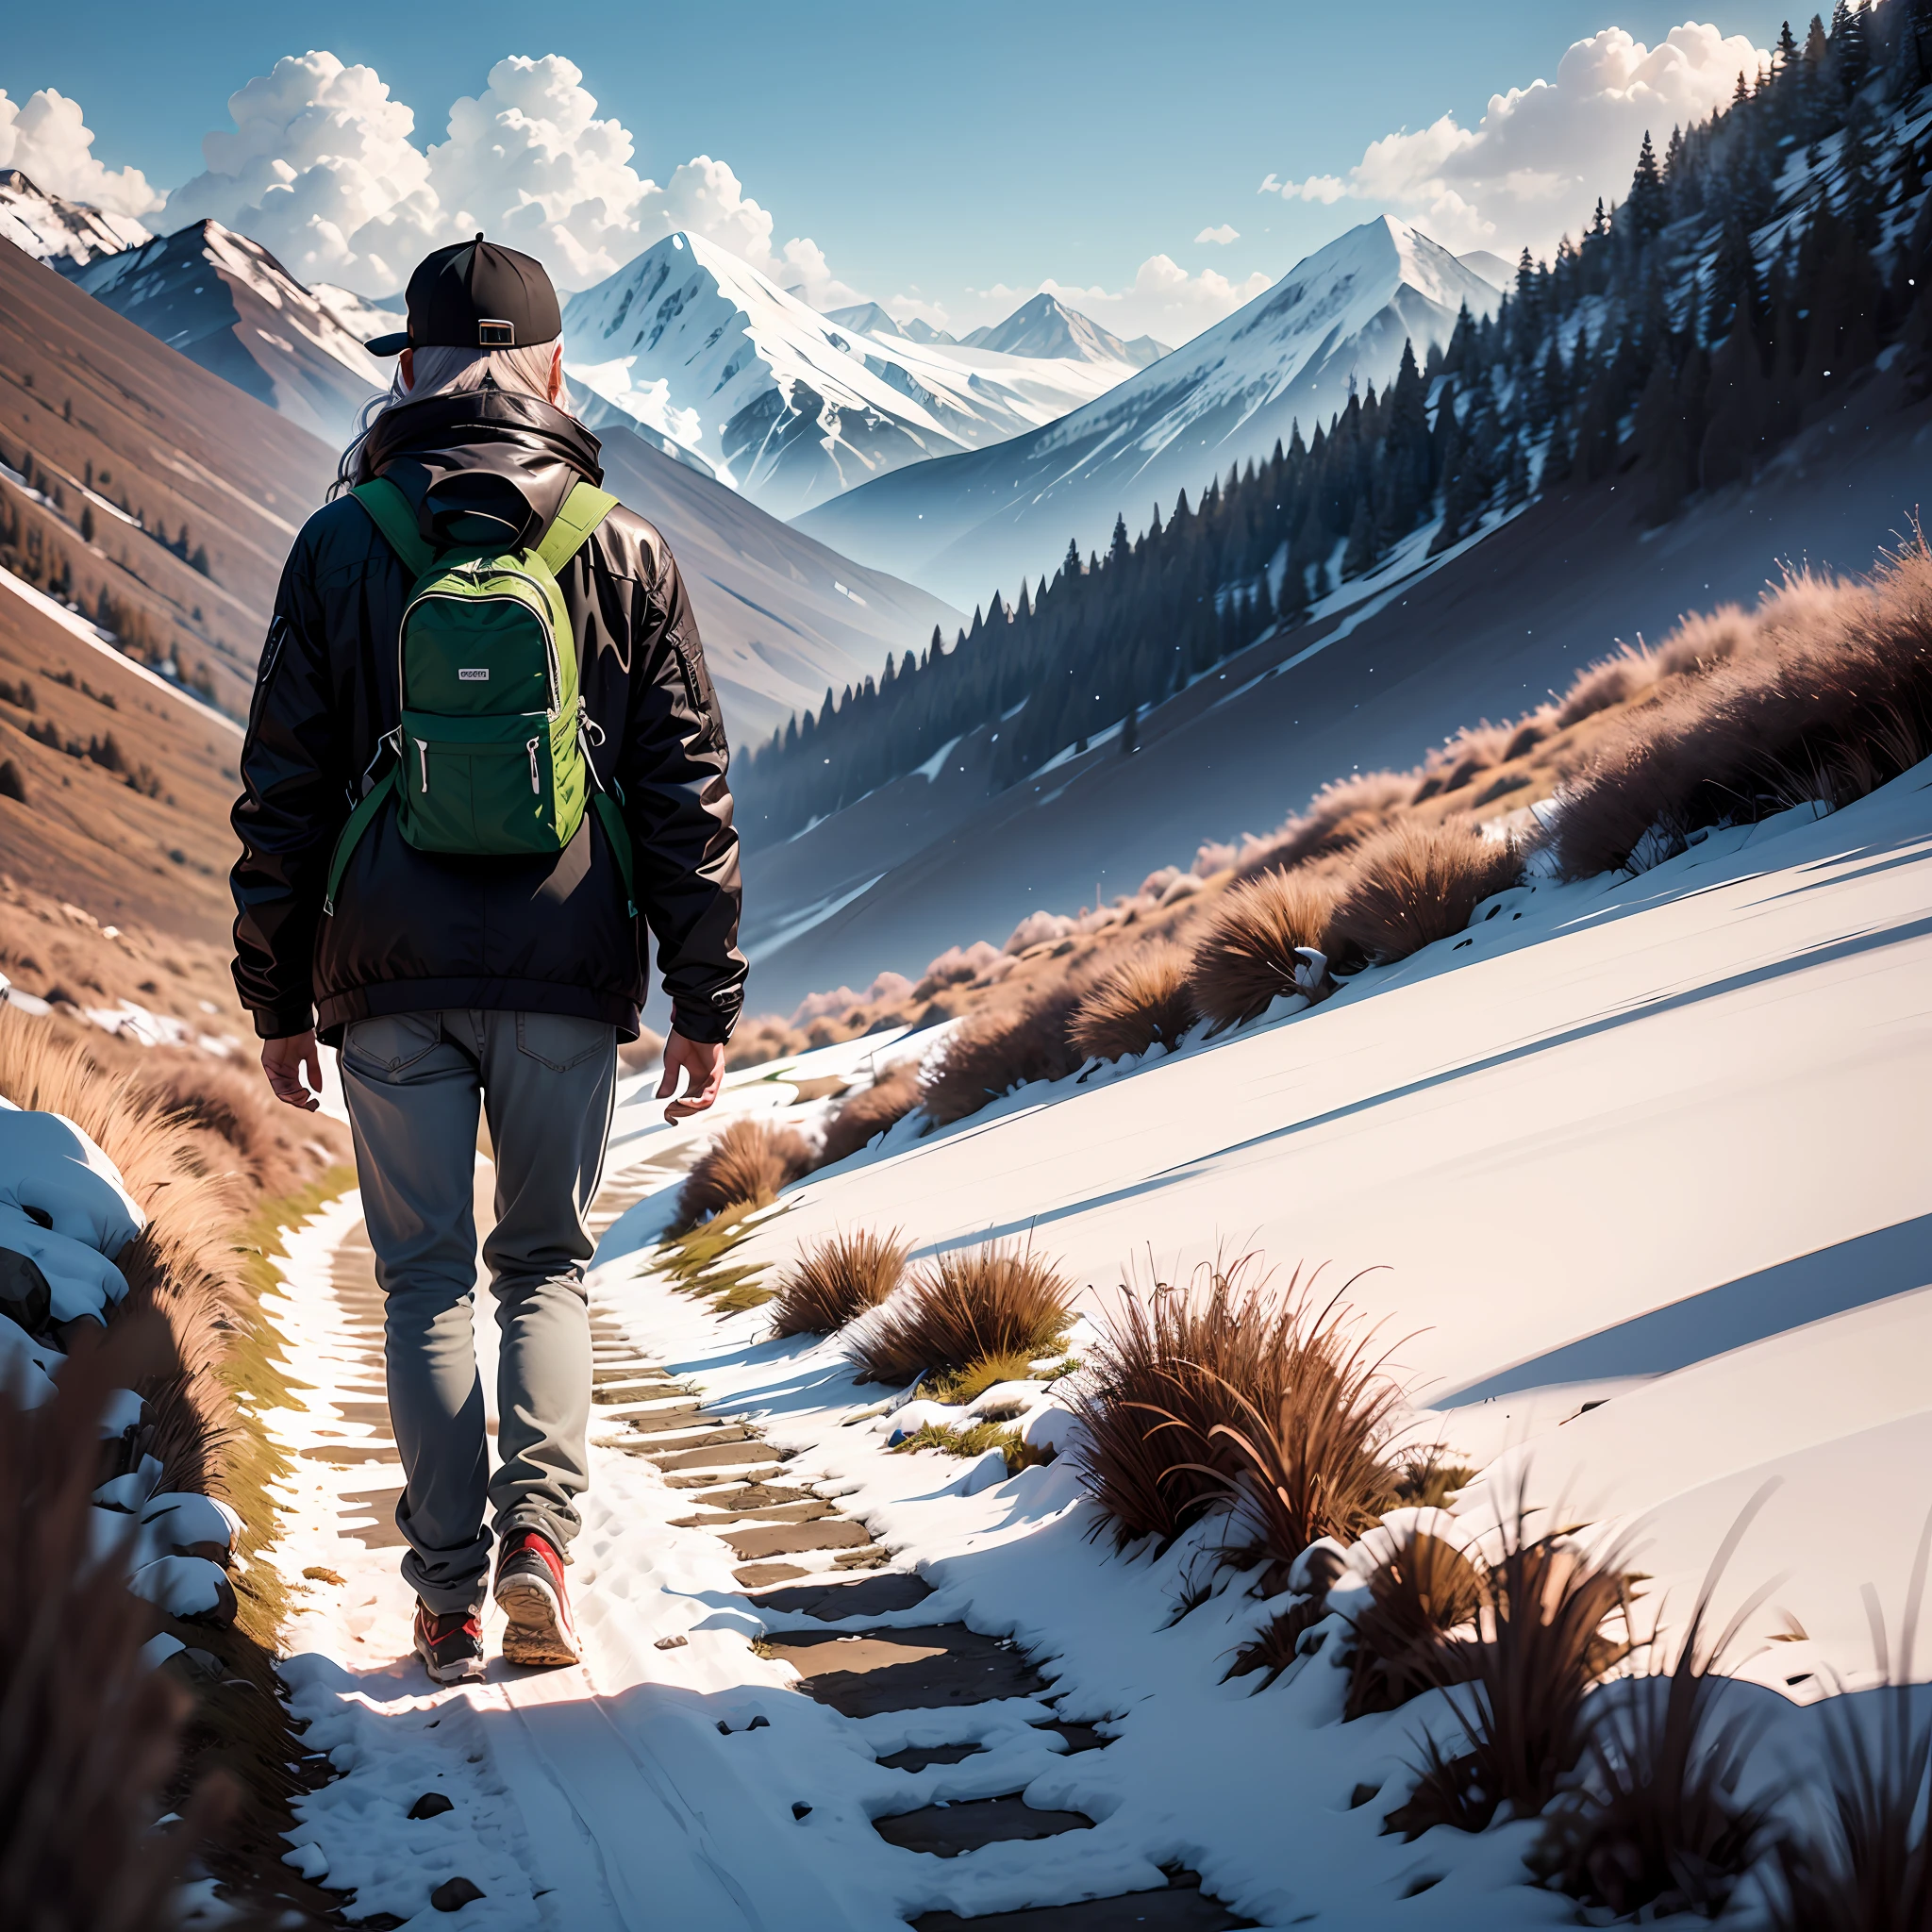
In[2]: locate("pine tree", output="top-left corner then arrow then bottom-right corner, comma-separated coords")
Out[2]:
1626,130 -> 1669,240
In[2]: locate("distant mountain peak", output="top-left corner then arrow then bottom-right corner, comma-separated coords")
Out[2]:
0,169 -> 150,270
963,292 -> 1166,369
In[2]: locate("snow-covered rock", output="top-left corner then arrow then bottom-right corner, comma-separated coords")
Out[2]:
129,1553 -> 236,1622
0,1107 -> 142,1255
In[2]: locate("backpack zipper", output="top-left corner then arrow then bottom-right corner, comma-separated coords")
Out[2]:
417,738 -> 430,792
525,737 -> 541,795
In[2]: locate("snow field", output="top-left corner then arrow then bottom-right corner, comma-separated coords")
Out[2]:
573,758 -> 1932,1924
258,759 -> 1932,1926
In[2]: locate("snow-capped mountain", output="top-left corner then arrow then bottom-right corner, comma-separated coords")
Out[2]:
1457,248 -> 1515,291
960,292 -> 1167,369
824,302 -> 958,345
0,170 -> 149,269
310,283 -> 405,344
795,218 -> 1504,607
561,233 -> 1145,520
73,221 -> 384,444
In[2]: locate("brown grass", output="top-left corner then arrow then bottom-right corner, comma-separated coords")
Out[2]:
673,1116 -> 812,1231
1187,872 -> 1337,1032
769,1228 -> 910,1338
918,976 -> 1091,1126
1531,1486 -> 1784,1922
1764,1512 -> 1932,1932
1069,943 -> 1198,1061
1386,1487 -> 1637,1839
1071,1256 -> 1306,1552
725,1015 -> 809,1071
1555,544 -> 1932,879
817,1059 -> 923,1167
0,1314 -> 255,1929
1235,770 -> 1414,878
842,1241 -> 1074,1386
1328,818 -> 1522,963
1555,643 -> 1659,726
1344,1532 -> 1486,1719
1196,1279 -> 1405,1588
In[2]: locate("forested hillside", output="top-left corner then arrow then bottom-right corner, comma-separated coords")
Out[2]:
741,0 -> 1932,841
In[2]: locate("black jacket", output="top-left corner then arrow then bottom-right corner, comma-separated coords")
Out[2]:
230,389 -> 745,1046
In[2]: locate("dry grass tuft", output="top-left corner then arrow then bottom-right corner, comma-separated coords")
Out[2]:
817,1060 -> 923,1167
1187,872 -> 1337,1033
1555,643 -> 1659,726
918,977 -> 1091,1125
1386,1487 -> 1637,1839
842,1241 -> 1074,1386
1069,943 -> 1198,1061
673,1117 -> 812,1232
769,1228 -> 909,1338
1531,1486 -> 1783,1923
1555,543 -> 1932,880
1235,771 -> 1414,878
924,1349 -> 1037,1405
1344,1532 -> 1486,1719
1072,1257 -> 1401,1586
1329,818 -> 1522,963
1765,1514 -> 1932,1931
1655,603 -> 1754,678
0,1312 -> 247,1930
724,1015 -> 808,1071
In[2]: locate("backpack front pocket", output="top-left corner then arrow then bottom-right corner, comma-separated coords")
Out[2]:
398,708 -> 558,856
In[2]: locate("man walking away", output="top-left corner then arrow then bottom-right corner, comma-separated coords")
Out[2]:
230,236 -> 745,1682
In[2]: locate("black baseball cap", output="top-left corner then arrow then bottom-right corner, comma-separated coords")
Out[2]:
367,234 -> 562,358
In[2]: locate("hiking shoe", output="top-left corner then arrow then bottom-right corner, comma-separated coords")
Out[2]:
413,1603 -> 485,1684
494,1529 -> 581,1667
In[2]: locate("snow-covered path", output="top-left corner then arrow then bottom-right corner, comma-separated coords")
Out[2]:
255,758 -> 1932,1931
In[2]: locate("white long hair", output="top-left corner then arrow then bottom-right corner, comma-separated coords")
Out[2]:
332,339 -> 574,497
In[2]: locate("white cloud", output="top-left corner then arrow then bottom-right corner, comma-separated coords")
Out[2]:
163,51 -> 860,304
1260,23 -> 1767,257
0,88 -> 161,217
1194,223 -> 1240,245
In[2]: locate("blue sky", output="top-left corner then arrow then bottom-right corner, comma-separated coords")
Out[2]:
6,3 -> 1796,335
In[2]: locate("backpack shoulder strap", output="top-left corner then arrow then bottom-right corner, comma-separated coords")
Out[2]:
351,478 -> 437,578
323,765 -> 397,917
536,481 -> 619,575
591,790 -> 638,921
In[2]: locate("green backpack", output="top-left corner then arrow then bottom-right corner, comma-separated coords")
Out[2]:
324,475 -> 635,918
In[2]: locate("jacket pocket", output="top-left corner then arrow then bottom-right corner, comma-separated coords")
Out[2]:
668,632 -> 723,751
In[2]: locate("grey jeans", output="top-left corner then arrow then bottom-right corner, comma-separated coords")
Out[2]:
339,1008 -> 617,1615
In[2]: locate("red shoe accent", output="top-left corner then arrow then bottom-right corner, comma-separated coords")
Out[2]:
413,1603 -> 485,1683
494,1529 -> 580,1667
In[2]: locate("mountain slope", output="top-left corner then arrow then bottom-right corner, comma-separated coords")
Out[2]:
0,238 -> 339,718
794,218 -> 1503,607
587,421 -> 961,741
960,291 -> 1167,368
0,170 -> 149,270
73,221 -> 384,443
561,233 -> 1142,520
741,365 -> 1932,1008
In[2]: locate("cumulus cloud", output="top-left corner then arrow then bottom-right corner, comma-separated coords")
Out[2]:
0,88 -> 161,217
1259,22 -> 1767,257
1193,223 -> 1241,245
164,50 -> 861,303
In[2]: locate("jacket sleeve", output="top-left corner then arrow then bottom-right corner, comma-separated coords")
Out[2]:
618,542 -> 747,1044
229,533 -> 344,1039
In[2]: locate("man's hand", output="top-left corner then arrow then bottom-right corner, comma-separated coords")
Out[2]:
657,1030 -> 725,1124
262,1029 -> 323,1111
